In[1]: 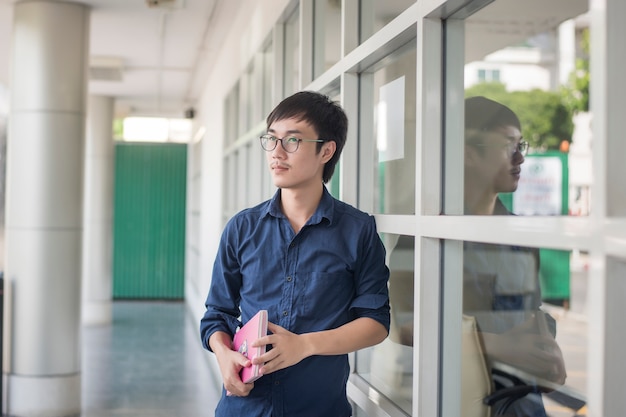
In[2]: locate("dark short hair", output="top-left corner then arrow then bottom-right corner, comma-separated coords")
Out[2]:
266,91 -> 348,183
465,96 -> 520,139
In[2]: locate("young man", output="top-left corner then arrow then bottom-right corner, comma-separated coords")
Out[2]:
200,91 -> 390,417
463,96 -> 566,416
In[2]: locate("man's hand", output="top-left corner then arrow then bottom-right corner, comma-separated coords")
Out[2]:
249,318 -> 387,376
251,322 -> 311,375
209,331 -> 255,397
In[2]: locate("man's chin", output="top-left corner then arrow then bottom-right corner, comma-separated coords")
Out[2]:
499,185 -> 518,194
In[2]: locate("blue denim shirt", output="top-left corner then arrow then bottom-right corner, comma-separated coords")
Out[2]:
200,188 -> 390,417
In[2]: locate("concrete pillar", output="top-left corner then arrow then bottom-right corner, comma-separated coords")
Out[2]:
82,95 -> 114,326
558,19 -> 577,87
0,84 -> 7,267
4,1 -> 90,415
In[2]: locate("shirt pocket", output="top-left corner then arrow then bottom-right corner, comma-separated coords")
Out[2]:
299,271 -> 354,326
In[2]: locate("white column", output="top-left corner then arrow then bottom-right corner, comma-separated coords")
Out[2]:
0,84 -> 7,269
558,19 -> 576,87
4,2 -> 90,415
82,95 -> 114,326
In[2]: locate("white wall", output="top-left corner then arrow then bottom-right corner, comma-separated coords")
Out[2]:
186,0 -> 291,323
0,3 -> 12,89
464,60 -> 552,91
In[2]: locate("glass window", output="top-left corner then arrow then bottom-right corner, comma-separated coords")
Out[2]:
360,40 -> 416,214
223,153 -> 236,223
313,0 -> 342,79
325,87 -> 341,198
359,0 -> 414,45
477,68 -> 500,83
223,84 -> 239,148
283,7 -> 300,96
262,156 -> 274,201
444,5 -> 592,414
262,41 -> 274,118
239,62 -> 254,135
246,142 -> 264,207
455,240 -> 588,417
463,2 -> 591,217
356,233 -> 414,415
236,147 -> 248,212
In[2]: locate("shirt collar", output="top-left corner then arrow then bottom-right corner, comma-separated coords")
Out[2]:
494,197 -> 512,215
266,187 -> 335,225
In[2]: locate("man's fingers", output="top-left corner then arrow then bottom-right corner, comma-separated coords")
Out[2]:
266,321 -> 284,333
225,382 -> 253,397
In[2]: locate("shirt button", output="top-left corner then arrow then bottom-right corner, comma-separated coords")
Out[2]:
275,380 -> 280,385
286,276 -> 292,282
289,242 -> 295,248
283,310 -> 288,316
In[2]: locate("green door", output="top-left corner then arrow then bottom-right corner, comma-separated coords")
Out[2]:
113,143 -> 187,299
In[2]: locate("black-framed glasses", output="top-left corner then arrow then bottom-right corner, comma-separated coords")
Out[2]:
471,140 -> 529,157
259,134 -> 324,153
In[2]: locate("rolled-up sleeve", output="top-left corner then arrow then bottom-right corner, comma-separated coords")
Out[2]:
349,215 -> 390,332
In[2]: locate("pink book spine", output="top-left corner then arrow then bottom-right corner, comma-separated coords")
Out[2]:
232,310 -> 268,383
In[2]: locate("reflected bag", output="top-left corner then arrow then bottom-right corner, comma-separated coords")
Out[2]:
483,310 -> 583,416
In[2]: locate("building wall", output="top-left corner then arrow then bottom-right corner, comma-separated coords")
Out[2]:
0,3 -> 11,88
186,1 -> 626,416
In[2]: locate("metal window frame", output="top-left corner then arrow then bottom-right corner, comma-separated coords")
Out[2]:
211,0 -> 626,415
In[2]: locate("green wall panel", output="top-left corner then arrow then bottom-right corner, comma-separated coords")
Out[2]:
113,143 -> 187,299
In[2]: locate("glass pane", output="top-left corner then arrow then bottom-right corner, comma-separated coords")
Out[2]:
313,0 -> 342,79
327,88 -> 341,198
223,153 -> 235,223
460,240 -> 587,417
463,2 -> 591,217
262,41 -> 274,117
359,0 -> 415,45
283,7 -> 300,96
362,41 -> 416,214
545,250 -> 588,416
356,233 -> 414,415
246,142 -> 264,207
0,84 -> 6,268
236,148 -> 247,212
224,84 -> 239,148
239,63 -> 254,135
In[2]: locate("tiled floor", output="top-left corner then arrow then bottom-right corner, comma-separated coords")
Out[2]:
82,301 -> 221,417
77,291 -> 588,417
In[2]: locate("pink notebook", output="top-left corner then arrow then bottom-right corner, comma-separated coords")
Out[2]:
232,310 -> 268,383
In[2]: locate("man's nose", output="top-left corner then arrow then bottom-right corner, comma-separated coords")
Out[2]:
512,150 -> 525,164
271,142 -> 287,158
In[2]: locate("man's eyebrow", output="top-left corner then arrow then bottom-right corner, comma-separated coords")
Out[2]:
267,128 -> 304,135
503,134 -> 523,141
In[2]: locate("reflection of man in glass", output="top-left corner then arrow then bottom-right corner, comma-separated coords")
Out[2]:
463,96 -> 566,416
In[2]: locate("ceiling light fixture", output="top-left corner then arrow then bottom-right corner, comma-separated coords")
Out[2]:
145,0 -> 185,10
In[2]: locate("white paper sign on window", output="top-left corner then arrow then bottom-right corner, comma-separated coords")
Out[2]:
377,76 -> 405,162
513,156 -> 563,216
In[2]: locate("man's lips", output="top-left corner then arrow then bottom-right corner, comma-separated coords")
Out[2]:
272,163 -> 289,171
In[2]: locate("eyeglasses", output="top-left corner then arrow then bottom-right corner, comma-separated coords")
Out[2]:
259,134 -> 324,153
470,140 -> 529,157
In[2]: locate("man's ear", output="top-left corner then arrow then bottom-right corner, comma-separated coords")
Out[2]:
321,141 -> 336,163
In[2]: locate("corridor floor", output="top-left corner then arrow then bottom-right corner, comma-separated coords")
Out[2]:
81,301 -> 221,417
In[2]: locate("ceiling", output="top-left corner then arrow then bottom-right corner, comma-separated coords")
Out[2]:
0,0 -> 235,119
0,0 -> 589,121
464,0 -> 589,63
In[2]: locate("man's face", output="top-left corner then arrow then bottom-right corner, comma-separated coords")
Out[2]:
265,117 -> 335,190
465,125 -> 525,194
